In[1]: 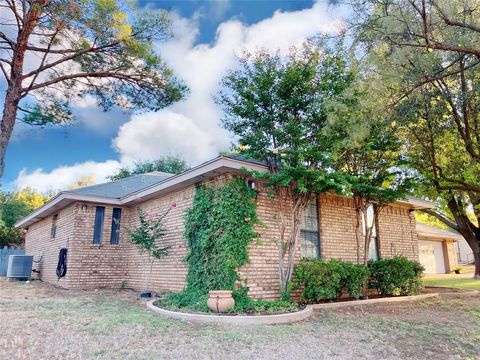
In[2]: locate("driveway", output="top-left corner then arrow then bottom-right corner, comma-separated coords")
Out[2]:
1,279 -> 479,359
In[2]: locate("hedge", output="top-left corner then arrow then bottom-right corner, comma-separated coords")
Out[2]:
293,257 -> 424,303
368,257 -> 424,296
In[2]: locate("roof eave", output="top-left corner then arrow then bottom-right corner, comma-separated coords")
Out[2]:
14,192 -> 121,228
15,156 -> 267,228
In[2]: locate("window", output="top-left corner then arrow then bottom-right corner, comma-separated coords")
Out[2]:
51,214 -> 58,238
364,205 -> 379,260
110,208 -> 122,245
300,199 -> 320,258
93,206 -> 105,244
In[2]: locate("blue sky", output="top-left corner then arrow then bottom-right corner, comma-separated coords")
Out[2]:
3,0 -> 348,191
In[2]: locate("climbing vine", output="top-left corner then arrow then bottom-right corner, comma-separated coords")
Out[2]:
164,177 -> 258,310
185,177 -> 258,290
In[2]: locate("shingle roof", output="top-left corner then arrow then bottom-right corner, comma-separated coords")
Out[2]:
224,154 -> 267,166
67,172 -> 173,199
416,222 -> 463,240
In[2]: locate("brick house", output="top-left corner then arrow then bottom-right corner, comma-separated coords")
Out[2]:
16,156 -> 433,299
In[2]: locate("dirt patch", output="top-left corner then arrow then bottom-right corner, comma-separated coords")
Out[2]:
1,279 -> 479,360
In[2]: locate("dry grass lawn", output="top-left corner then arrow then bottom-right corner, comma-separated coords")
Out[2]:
1,278 -> 479,360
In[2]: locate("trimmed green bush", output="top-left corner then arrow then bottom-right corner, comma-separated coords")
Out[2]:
339,261 -> 370,299
293,259 -> 370,302
368,257 -> 424,296
293,259 -> 343,302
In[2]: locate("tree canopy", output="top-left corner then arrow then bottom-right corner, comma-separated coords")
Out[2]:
0,188 -> 50,247
109,156 -> 189,180
0,0 -> 188,176
354,0 -> 480,276
218,44 -> 353,295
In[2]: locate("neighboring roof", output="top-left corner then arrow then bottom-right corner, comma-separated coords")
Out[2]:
397,196 -> 435,210
70,172 -> 172,199
416,222 -> 463,241
15,154 -> 436,229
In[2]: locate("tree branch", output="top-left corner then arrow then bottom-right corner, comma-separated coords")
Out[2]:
419,208 -> 459,231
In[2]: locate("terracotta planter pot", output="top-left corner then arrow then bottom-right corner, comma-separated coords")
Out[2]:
207,290 -> 235,313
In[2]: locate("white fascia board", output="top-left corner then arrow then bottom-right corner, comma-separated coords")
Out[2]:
14,192 -> 121,228
121,156 -> 268,204
396,196 -> 436,209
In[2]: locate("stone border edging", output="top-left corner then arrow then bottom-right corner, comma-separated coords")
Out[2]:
146,288 -> 478,325
310,293 -> 437,310
146,299 -> 313,325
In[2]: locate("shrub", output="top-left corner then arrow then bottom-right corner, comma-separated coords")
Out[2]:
293,259 -> 344,302
293,259 -> 370,302
339,261 -> 370,299
368,257 -> 424,296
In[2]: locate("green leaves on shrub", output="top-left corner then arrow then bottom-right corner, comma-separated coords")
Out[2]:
293,257 -> 423,303
293,259 -> 370,302
339,261 -> 371,299
293,259 -> 343,302
368,257 -> 424,296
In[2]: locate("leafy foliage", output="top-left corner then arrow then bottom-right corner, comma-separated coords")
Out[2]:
164,177 -> 258,311
109,156 -> 189,180
353,0 -> 480,276
0,189 -> 50,247
368,257 -> 424,296
0,0 -> 188,176
217,43 -> 353,293
183,177 -> 258,291
293,259 -> 370,302
128,207 -> 171,291
129,209 -> 170,260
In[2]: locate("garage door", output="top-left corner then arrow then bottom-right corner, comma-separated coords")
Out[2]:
418,240 -> 446,274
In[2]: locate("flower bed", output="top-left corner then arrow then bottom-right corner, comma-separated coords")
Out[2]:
153,297 -> 302,316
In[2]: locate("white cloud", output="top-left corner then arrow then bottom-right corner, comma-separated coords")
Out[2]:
113,0 -> 348,168
13,0 -> 349,192
114,110 -> 220,164
14,160 -> 121,193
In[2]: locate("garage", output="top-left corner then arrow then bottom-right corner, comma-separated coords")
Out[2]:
418,240 -> 446,274
416,222 -> 462,274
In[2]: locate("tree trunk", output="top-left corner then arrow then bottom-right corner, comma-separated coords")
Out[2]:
0,0 -> 48,177
0,91 -> 20,177
445,195 -> 480,278
278,195 -> 306,295
474,251 -> 480,279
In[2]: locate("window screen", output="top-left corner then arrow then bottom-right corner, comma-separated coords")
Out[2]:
93,206 -> 105,244
51,214 -> 58,238
300,200 -> 320,258
110,208 -> 122,245
364,205 -> 379,260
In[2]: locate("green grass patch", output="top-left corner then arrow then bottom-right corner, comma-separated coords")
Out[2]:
423,273 -> 480,291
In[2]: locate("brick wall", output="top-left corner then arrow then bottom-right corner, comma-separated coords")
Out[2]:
24,204 -> 76,287
24,178 -> 420,299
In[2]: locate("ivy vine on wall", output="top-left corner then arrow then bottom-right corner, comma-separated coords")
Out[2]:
164,177 -> 258,311
184,176 -> 258,291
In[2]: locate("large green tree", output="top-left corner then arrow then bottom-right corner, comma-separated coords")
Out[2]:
109,156 -> 189,180
0,188 -> 49,246
0,0 -> 187,177
217,45 -> 350,295
354,0 -> 480,277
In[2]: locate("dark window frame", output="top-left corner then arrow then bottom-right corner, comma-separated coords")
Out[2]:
51,214 -> 58,239
110,208 -> 122,245
300,198 -> 320,259
93,206 -> 105,244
